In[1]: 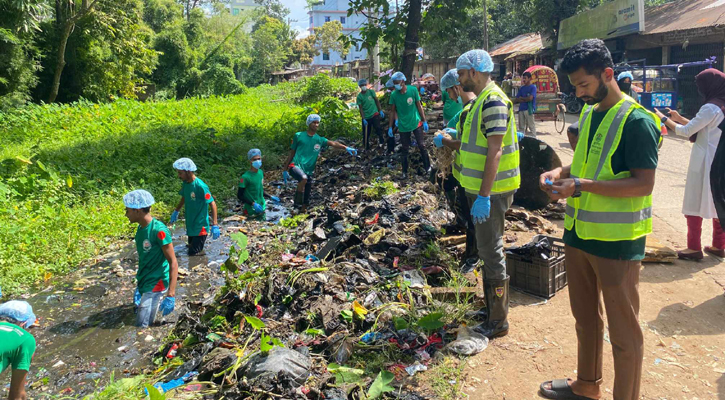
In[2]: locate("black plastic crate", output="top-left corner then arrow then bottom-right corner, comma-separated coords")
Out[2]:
505,235 -> 567,298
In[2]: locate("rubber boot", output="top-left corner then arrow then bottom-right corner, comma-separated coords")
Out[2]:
473,277 -> 509,339
459,228 -> 479,273
293,191 -> 304,208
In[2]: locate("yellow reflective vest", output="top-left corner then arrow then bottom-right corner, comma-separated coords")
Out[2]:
458,83 -> 520,194
565,97 -> 660,241
451,102 -> 475,182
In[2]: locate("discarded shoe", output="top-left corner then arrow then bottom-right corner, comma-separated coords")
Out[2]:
677,250 -> 704,261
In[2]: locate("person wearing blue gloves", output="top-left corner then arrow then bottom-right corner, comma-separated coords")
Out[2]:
237,149 -> 269,220
357,79 -> 388,152
283,114 -> 358,210
388,71 -> 431,179
455,49 -> 520,340
170,158 -> 220,256
123,190 -> 178,328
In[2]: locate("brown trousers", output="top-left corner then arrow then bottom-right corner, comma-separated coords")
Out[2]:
566,245 -> 643,400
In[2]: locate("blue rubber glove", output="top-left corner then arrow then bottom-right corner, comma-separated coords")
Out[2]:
422,121 -> 429,132
434,134 -> 444,148
134,289 -> 141,307
211,225 -> 221,240
363,119 -> 368,127
346,147 -> 358,156
444,128 -> 458,139
395,120 -> 398,128
470,195 -> 491,224
388,127 -> 394,137
160,297 -> 175,316
253,202 -> 264,213
270,196 -> 280,203
169,210 -> 179,225
379,110 -> 385,119
545,178 -> 558,194
517,131 -> 524,142
283,171 -> 290,185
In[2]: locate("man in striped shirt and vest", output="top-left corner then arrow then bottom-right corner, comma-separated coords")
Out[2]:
455,49 -> 521,339
539,39 -> 660,400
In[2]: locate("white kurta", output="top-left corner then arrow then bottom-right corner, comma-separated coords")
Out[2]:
675,103 -> 723,219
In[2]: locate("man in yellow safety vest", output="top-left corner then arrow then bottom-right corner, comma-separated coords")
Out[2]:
539,39 -> 661,400
454,49 -> 522,340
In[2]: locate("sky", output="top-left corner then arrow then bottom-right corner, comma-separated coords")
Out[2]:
281,0 -> 312,38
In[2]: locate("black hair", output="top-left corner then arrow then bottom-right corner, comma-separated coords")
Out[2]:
522,72 -> 532,78
560,39 -> 614,76
141,207 -> 151,213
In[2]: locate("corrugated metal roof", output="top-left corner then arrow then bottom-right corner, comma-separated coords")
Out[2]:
644,0 -> 725,35
490,33 -> 545,57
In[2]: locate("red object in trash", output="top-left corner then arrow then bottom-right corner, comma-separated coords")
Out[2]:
166,343 -> 179,359
256,304 -> 263,318
365,213 -> 379,225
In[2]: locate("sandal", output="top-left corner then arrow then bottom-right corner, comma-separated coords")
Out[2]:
540,379 -> 597,399
677,250 -> 704,261
705,246 -> 725,258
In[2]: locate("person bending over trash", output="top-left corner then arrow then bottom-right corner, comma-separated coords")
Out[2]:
387,71 -> 431,179
282,114 -> 358,211
237,148 -> 274,221
124,190 -> 178,328
169,158 -> 220,256
0,300 -> 36,400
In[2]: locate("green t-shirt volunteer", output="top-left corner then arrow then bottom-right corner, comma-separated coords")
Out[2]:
135,218 -> 173,293
291,131 -> 329,176
0,322 -> 35,372
389,85 -> 422,133
356,90 -> 380,119
563,107 -> 660,260
239,170 -> 266,215
179,178 -> 214,237
442,90 -> 463,122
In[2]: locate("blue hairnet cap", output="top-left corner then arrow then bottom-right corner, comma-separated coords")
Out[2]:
391,71 -> 406,82
617,71 -> 634,82
385,79 -> 394,89
440,69 -> 461,90
173,158 -> 197,172
247,148 -> 261,160
358,78 -> 368,86
306,114 -> 321,126
0,301 -> 36,328
456,49 -> 494,73
123,189 -> 155,209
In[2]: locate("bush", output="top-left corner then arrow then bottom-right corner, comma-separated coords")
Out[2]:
0,86 -> 359,294
299,73 -> 358,103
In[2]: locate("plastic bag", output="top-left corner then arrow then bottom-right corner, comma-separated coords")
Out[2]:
0,300 -> 36,328
444,326 -> 489,355
241,347 -> 312,388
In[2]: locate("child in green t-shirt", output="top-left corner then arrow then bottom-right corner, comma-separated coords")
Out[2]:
123,190 -> 178,328
237,148 -> 276,220
282,114 -> 358,210
0,300 -> 37,400
169,158 -> 220,256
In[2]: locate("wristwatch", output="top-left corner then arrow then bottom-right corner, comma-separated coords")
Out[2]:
572,177 -> 582,198
661,116 -> 669,123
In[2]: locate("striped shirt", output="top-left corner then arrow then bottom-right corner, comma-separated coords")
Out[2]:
480,89 -> 511,137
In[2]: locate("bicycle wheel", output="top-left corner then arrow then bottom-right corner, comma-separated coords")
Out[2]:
554,110 -> 566,134
566,96 -> 582,114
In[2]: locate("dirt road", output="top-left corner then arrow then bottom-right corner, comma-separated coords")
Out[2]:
461,120 -> 725,399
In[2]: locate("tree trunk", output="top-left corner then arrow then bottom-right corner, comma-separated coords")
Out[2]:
48,21 -> 73,103
399,0 -> 421,81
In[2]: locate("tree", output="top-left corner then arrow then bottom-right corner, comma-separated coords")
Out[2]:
244,16 -> 291,85
289,35 -> 319,66
253,0 -> 290,22
513,0 -> 602,41
143,0 -> 184,32
315,21 -> 350,59
0,0 -> 49,109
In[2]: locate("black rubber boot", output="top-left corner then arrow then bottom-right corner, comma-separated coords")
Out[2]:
473,277 -> 509,339
459,227 -> 479,273
293,191 -> 304,208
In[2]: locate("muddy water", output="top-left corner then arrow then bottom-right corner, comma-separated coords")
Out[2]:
23,224 -> 237,398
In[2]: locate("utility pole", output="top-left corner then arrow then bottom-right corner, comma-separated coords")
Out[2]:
482,0 -> 489,50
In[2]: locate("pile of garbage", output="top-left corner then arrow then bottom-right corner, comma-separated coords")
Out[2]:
147,147 -> 537,398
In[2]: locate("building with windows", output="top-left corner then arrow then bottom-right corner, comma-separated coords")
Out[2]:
308,0 -> 370,67
227,0 -> 261,32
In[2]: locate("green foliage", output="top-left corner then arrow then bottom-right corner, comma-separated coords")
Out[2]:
153,26 -> 191,88
0,82 -> 359,295
315,21 -> 350,58
364,180 -> 398,200
143,0 -> 184,33
367,370 -> 395,399
327,363 -> 364,384
416,312 -> 445,331
83,373 -> 148,400
245,315 -> 265,330
280,213 -> 309,228
299,73 -> 358,103
245,16 -> 293,86
145,384 -> 166,400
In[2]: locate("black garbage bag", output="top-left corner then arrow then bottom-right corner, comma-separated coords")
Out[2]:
505,235 -> 554,261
